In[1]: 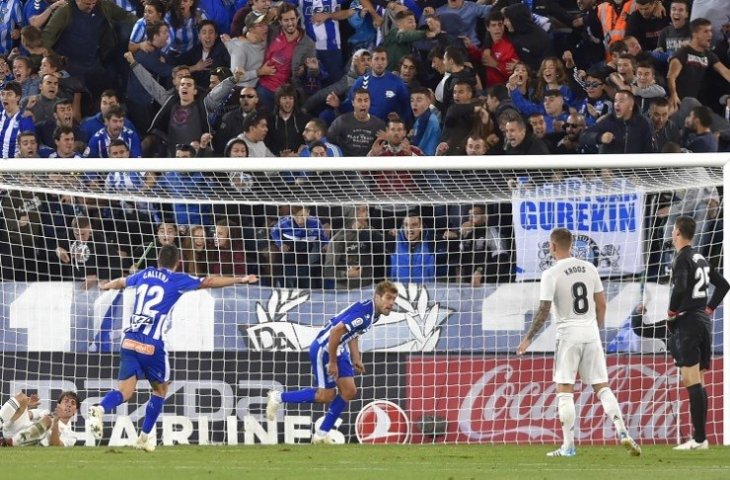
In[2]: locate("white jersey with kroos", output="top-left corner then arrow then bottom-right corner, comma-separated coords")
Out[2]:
539,257 -> 603,342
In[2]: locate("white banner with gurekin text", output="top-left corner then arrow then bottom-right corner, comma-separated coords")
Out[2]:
512,177 -> 645,280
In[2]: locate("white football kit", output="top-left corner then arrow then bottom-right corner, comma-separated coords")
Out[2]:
540,257 -> 608,385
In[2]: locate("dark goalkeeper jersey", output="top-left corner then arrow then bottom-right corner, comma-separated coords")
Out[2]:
669,245 -> 729,317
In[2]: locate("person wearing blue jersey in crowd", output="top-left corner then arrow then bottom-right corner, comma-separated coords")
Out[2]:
84,106 -> 142,158
266,280 -> 397,443
337,46 -> 410,122
79,89 -> 137,143
88,244 -> 258,451
0,0 -> 24,56
271,204 -> 330,289
25,0 -> 65,30
289,0 -> 354,85
389,214 -> 437,283
0,82 -> 35,158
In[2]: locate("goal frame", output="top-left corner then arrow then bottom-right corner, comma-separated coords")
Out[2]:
2,152 -> 728,445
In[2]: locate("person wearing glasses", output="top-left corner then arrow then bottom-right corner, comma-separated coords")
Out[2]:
555,113 -> 590,155
212,84 -> 259,155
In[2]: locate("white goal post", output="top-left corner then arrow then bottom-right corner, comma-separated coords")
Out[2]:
0,153 -> 728,447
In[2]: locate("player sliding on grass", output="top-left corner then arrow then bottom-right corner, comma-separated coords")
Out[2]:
517,228 -> 641,458
266,280 -> 398,444
87,245 -> 257,451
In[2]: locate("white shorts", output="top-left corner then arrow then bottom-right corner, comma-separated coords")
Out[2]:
553,338 -> 609,385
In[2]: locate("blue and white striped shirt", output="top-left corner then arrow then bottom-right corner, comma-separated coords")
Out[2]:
84,126 -> 142,158
0,109 -> 34,158
1,0 -> 25,55
291,0 -> 342,51
111,0 -> 137,13
166,10 -> 207,54
313,299 -> 378,352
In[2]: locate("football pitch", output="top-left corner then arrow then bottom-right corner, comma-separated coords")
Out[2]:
1,444 -> 729,480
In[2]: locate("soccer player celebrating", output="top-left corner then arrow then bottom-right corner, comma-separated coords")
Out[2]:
266,280 -> 398,443
87,244 -> 257,451
517,228 -> 641,457
632,216 -> 729,450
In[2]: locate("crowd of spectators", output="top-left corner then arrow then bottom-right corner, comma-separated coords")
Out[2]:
0,0 -> 727,287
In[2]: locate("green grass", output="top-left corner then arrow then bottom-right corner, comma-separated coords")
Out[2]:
1,445 -> 729,480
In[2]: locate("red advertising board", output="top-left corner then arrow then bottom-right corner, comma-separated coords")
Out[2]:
407,356 -> 723,445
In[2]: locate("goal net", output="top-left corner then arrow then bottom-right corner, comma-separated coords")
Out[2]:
0,155 -> 726,447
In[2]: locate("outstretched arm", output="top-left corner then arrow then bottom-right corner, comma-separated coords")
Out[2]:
516,300 -> 552,355
100,277 -> 127,290
199,275 -> 258,289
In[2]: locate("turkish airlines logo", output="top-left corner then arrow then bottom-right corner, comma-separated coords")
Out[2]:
355,400 -> 410,444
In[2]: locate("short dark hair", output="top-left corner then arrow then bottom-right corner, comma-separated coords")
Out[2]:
615,89 -> 635,101
158,244 -> 180,268
108,138 -> 129,151
353,88 -> 370,98
608,40 -> 628,55
175,143 -> 196,154
309,140 -> 326,151
386,112 -> 405,128
636,61 -> 654,72
53,125 -> 74,141
487,10 -> 504,24
103,105 -> 126,122
54,98 -> 73,113
198,19 -> 217,33
635,0 -> 655,6
669,0 -> 688,8
444,46 -> 465,66
101,89 -> 118,101
453,80 -> 474,93
307,118 -> 327,135
2,81 -> 22,97
18,130 -> 37,143
487,84 -> 509,101
410,86 -> 431,97
242,111 -> 267,132
690,17 -> 712,34
57,391 -> 80,408
690,105 -> 713,128
427,45 -> 445,61
674,215 -> 696,240
146,20 -> 167,40
651,97 -> 669,108
278,2 -> 299,18
372,45 -> 388,56
145,0 -> 167,15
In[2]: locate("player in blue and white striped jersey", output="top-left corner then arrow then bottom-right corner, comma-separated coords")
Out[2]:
84,105 -> 142,158
87,245 -> 257,451
290,0 -> 351,83
0,0 -> 24,55
267,280 -> 398,443
0,81 -> 35,158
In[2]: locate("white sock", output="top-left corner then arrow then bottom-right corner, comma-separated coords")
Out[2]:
557,393 -> 575,448
315,429 -> 328,437
597,387 -> 627,435
274,391 -> 282,403
0,397 -> 21,425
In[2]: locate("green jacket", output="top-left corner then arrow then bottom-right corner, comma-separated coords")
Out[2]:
41,0 -> 136,62
382,28 -> 426,71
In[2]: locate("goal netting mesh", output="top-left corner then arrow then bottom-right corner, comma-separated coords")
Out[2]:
0,158 -> 725,446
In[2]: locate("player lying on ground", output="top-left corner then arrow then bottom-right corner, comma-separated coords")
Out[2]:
87,244 -> 257,451
266,280 -> 398,443
0,391 -> 79,447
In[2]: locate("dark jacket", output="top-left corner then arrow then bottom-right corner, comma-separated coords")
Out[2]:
148,93 -> 211,143
502,3 -> 553,72
176,40 -> 231,90
580,107 -> 657,154
41,0 -> 135,62
505,132 -> 551,155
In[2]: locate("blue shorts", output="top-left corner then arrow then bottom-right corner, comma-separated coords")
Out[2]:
118,333 -> 169,385
309,342 -> 354,389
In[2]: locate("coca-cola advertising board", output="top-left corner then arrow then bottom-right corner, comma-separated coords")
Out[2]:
407,356 -> 723,444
